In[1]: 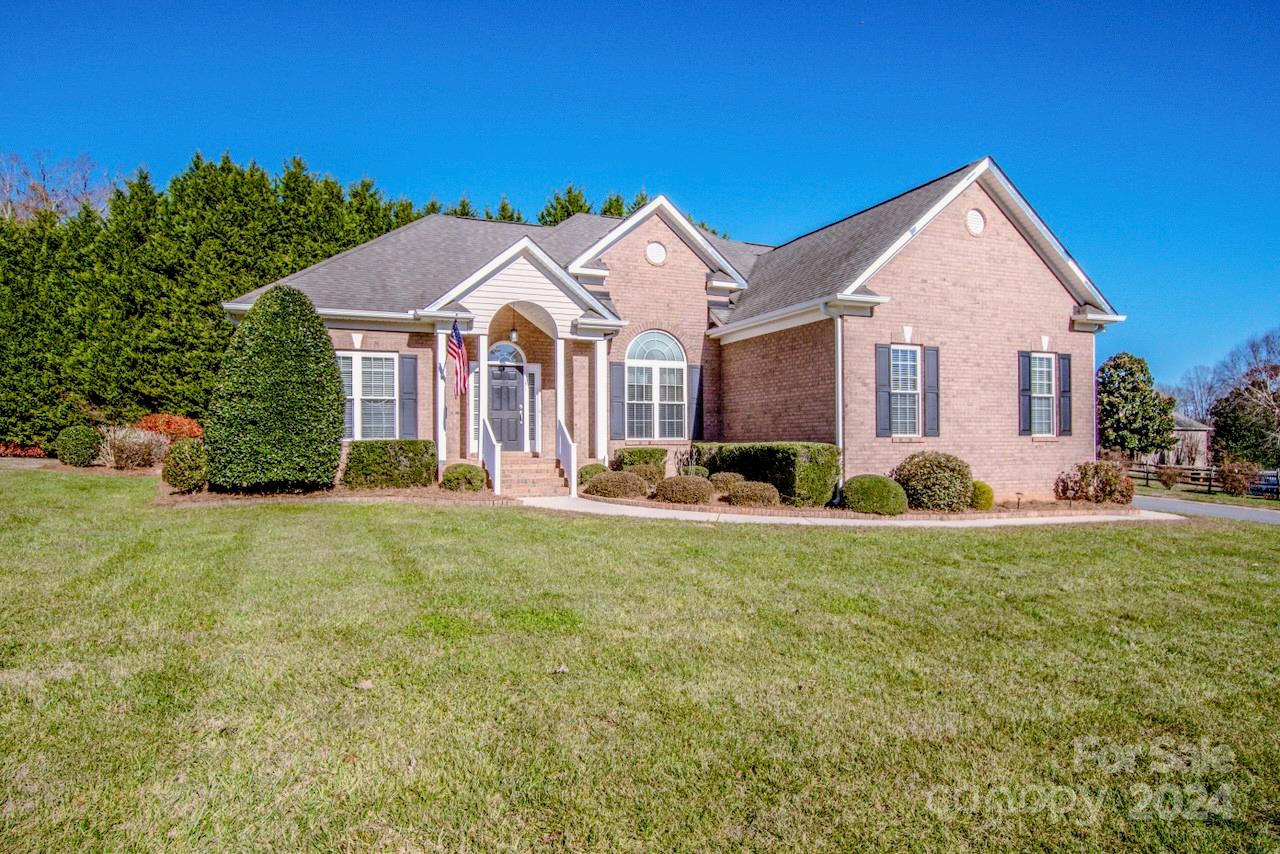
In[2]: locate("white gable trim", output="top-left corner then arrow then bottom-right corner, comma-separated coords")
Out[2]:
421,237 -> 619,321
565,195 -> 749,288
839,158 -> 1120,318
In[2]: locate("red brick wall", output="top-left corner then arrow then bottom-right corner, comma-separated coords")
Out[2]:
721,319 -> 837,443
840,182 -> 1097,499
598,214 -> 722,470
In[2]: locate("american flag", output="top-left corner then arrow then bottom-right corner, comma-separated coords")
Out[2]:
446,321 -> 468,396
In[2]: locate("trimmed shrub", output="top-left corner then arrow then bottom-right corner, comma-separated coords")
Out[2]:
610,447 -> 668,470
0,443 -> 45,458
1156,465 -> 1182,490
709,471 -> 745,492
841,474 -> 908,515
892,452 -> 973,511
1218,459 -> 1260,497
100,426 -> 169,469
441,463 -> 486,492
53,426 -> 101,467
624,463 -> 664,488
577,463 -> 607,486
681,464 -> 710,479
694,442 -> 840,506
583,470 -> 648,498
655,475 -> 714,504
1054,460 -> 1134,504
135,413 -> 204,441
727,480 -> 781,507
163,439 -> 208,493
341,440 -> 436,488
205,286 -> 344,492
970,480 -> 995,511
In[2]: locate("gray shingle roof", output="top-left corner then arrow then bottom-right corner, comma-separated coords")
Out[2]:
728,162 -> 978,322
1174,413 -> 1211,431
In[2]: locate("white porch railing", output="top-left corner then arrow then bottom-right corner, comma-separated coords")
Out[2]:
556,418 -> 577,497
481,418 -> 501,496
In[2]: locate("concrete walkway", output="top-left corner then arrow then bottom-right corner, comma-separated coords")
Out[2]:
1134,495 -> 1280,525
521,495 -> 1182,528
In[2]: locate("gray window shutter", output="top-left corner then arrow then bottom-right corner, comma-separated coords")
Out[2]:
923,346 -> 939,437
398,354 -> 418,439
875,344 -> 891,437
687,365 -> 703,439
609,362 -> 626,440
1057,353 -> 1072,436
1018,351 -> 1031,436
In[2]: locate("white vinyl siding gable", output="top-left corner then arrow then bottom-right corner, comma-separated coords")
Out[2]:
458,256 -> 585,338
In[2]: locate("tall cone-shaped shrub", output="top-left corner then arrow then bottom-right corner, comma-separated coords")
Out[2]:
206,286 -> 343,491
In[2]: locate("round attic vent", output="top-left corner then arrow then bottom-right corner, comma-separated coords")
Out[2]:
965,208 -> 986,236
645,241 -> 667,265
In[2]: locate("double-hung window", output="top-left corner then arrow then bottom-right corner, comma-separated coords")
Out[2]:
336,352 -> 397,440
1030,352 -> 1055,436
890,344 -> 921,436
625,330 -> 686,440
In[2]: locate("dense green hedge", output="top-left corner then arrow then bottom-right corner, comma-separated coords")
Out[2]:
441,463 -> 486,492
163,438 -> 208,493
892,451 -> 973,511
205,286 -> 344,492
53,425 -> 101,467
694,442 -> 840,507
841,474 -> 907,516
577,463 -> 607,486
610,447 -> 668,470
341,440 -> 436,488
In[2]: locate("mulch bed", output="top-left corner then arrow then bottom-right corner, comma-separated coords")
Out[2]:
583,493 -> 1140,521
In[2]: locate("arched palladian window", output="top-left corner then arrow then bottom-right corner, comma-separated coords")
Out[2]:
625,330 -> 686,440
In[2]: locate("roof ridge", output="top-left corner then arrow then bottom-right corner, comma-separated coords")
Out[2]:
765,159 -> 982,253
437,214 -> 543,227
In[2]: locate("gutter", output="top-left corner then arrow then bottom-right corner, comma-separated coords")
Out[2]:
707,292 -> 889,340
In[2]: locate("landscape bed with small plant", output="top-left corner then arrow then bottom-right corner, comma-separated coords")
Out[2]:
0,467 -> 1276,851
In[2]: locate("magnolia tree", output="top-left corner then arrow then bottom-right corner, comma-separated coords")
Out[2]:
1096,353 -> 1177,459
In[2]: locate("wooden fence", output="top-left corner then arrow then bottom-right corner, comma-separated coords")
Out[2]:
1127,463 -> 1280,499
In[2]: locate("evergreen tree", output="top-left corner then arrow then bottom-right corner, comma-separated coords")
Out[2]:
1209,379 -> 1280,467
627,190 -> 650,214
1096,353 -> 1177,457
420,197 -> 442,216
537,183 -> 593,225
599,192 -> 626,217
442,195 -> 478,218
484,195 -> 525,222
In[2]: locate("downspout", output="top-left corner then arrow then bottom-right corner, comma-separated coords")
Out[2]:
821,302 -> 845,492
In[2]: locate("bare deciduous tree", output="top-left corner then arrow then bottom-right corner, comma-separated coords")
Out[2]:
0,151 -> 114,220
1169,364 -> 1224,423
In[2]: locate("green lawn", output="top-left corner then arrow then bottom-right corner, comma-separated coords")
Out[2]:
2,469 -> 1278,851
1135,482 -> 1280,511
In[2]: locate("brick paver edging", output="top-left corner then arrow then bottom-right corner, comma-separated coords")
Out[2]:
581,494 -> 1138,521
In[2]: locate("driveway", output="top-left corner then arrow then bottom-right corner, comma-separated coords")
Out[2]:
1134,495 -> 1280,525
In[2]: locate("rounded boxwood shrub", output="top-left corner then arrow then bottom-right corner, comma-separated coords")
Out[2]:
205,286 -> 344,492
610,447 -> 668,470
623,463 -> 664,488
53,425 -> 101,467
441,463 -> 487,492
577,463 -> 607,486
841,474 -> 907,516
583,470 -> 648,498
970,480 -> 995,510
727,480 -> 781,506
709,471 -> 745,492
680,464 -> 710,479
892,451 -> 973,511
163,439 -> 208,493
655,475 -> 714,504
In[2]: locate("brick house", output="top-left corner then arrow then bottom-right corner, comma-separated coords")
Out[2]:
226,158 -> 1124,499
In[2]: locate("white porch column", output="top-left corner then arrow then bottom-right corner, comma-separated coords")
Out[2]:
593,338 -> 607,462
833,315 -> 844,486
554,336 -> 566,426
477,332 -> 490,446
435,328 -> 447,472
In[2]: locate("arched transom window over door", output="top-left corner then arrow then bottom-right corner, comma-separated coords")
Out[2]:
625,330 -> 686,440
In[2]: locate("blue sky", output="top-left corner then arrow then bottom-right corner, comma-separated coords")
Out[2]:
4,1 -> 1277,384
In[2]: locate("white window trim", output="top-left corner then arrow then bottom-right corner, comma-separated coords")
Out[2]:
624,332 -> 687,441
336,350 -> 398,441
890,343 -> 922,438
1030,351 -> 1056,437
468,361 -> 541,455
